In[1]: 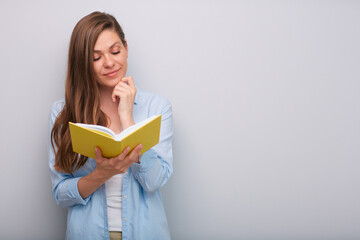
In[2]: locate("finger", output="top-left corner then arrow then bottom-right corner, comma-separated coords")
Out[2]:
121,76 -> 132,85
133,144 -> 143,163
112,90 -> 131,103
117,146 -> 130,160
112,81 -> 126,102
117,81 -> 132,91
122,77 -> 136,91
112,87 -> 130,102
94,147 -> 103,163
112,92 -> 134,107
135,144 -> 143,154
128,144 -> 143,161
112,146 -> 131,172
112,83 -> 132,96
111,91 -> 117,102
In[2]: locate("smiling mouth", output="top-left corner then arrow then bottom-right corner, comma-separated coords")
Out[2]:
104,69 -> 119,77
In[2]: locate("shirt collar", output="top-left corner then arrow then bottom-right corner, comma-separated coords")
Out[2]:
134,89 -> 139,105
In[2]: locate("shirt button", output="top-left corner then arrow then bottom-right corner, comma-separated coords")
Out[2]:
124,195 -> 127,199
125,172 -> 128,175
124,218 -> 127,221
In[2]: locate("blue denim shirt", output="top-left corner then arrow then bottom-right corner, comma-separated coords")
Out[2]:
48,89 -> 173,240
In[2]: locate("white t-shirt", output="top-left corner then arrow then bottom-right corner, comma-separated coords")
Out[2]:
105,174 -> 123,231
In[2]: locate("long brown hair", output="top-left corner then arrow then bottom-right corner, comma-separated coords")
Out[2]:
51,11 -> 127,173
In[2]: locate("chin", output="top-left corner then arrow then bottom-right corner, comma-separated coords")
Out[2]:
101,77 -> 121,88
112,77 -> 122,85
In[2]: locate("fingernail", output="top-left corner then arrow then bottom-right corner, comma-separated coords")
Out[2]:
124,146 -> 130,153
139,144 -> 143,150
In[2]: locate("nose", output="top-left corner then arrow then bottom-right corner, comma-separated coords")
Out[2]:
103,54 -> 115,68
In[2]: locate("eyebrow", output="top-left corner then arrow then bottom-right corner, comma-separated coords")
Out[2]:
93,42 -> 122,53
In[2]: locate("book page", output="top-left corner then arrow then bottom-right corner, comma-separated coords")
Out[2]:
75,123 -> 116,139
114,115 -> 159,141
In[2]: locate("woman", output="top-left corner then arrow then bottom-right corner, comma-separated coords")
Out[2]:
48,11 -> 173,240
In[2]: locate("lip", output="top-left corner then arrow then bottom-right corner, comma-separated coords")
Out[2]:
103,69 -> 119,77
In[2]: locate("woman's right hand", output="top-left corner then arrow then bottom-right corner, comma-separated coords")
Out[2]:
111,76 -> 137,130
94,144 -> 143,179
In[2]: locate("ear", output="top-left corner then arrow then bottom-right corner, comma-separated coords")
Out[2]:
124,39 -> 128,51
124,39 -> 129,58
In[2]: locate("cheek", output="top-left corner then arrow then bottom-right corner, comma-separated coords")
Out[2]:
116,53 -> 127,64
93,63 -> 102,75
121,57 -> 128,69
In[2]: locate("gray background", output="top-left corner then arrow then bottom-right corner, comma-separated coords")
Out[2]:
0,0 -> 359,239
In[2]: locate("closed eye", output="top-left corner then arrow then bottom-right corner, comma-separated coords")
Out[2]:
112,51 -> 120,55
93,56 -> 101,61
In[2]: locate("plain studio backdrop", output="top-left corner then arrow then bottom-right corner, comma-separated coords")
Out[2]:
0,1 -> 359,239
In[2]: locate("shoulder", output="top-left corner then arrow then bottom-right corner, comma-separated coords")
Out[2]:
136,88 -> 172,113
51,98 -> 65,110
49,98 -> 65,121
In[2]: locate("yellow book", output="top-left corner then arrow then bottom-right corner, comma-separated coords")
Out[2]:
69,115 -> 161,159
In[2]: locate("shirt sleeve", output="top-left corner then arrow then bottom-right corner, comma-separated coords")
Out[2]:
130,99 -> 174,193
47,101 -> 91,208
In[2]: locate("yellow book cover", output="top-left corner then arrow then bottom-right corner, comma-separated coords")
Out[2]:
69,115 -> 161,159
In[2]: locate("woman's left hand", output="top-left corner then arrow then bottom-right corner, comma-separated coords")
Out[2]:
112,76 -> 137,129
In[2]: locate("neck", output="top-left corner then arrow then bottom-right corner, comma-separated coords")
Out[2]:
98,85 -> 122,132
99,85 -> 112,97
99,86 -> 117,108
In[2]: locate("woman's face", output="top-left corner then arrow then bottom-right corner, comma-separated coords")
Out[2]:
93,29 -> 128,89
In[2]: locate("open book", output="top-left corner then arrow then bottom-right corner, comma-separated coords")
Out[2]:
69,115 -> 161,159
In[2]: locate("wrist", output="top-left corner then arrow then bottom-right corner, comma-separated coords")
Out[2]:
92,168 -> 111,183
120,117 -> 135,130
